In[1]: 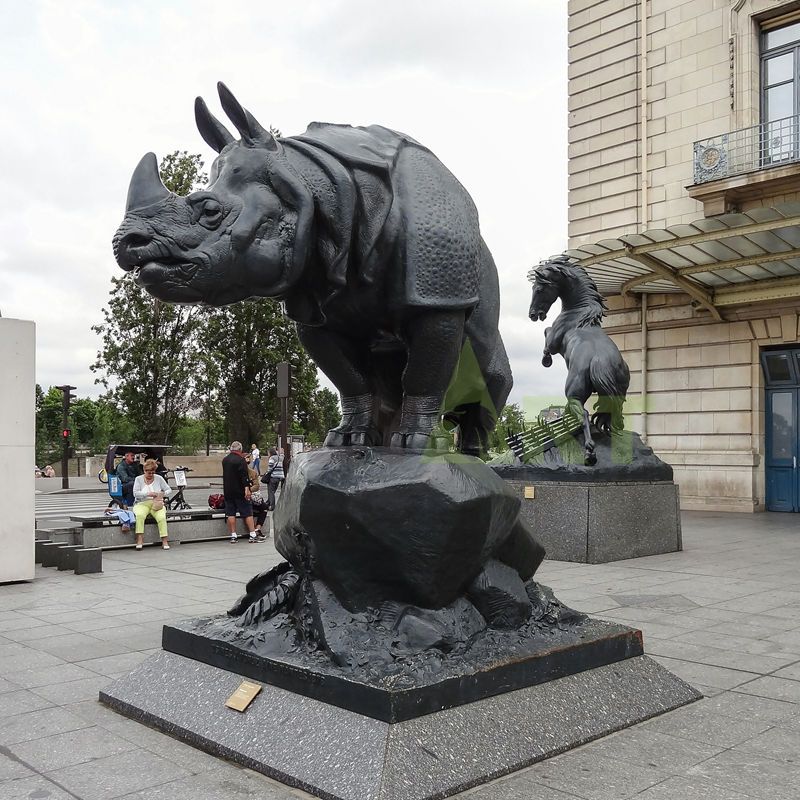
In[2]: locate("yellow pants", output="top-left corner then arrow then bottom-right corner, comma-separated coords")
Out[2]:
133,500 -> 168,538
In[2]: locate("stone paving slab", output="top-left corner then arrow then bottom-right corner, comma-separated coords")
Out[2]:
0,512 -> 798,799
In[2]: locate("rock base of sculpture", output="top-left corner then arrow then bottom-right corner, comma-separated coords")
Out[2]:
494,431 -> 682,563
273,447 -> 539,611
161,610 -> 643,722
100,649 -> 700,800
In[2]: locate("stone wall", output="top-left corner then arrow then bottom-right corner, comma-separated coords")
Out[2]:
567,0 -> 800,243
603,294 -> 800,511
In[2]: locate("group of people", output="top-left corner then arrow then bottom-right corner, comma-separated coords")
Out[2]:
109,442 -> 286,551
34,465 -> 56,478
223,442 -> 284,543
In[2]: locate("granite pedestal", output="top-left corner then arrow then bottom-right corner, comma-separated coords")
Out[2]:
501,479 -> 682,563
494,431 -> 682,563
101,649 -> 699,800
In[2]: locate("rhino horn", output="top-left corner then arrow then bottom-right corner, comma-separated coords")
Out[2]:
195,96 -> 234,153
217,81 -> 278,151
126,153 -> 172,211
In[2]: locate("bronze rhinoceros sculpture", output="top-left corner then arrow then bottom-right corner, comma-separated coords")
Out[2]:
113,83 -> 512,454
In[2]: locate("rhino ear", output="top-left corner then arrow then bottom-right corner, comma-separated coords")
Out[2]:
217,81 -> 278,151
195,97 -> 234,153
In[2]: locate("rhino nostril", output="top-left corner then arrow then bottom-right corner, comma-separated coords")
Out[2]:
124,233 -> 152,249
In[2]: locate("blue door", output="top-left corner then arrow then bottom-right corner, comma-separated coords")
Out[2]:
763,349 -> 800,511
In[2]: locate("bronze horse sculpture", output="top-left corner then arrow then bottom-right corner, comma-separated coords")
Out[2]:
113,82 -> 511,456
529,256 -> 630,465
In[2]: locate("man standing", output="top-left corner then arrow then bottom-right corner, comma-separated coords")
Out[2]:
116,451 -> 143,513
264,447 -> 285,511
222,441 -> 259,544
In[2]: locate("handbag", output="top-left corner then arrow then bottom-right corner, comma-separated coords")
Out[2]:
208,493 -> 225,509
150,495 -> 164,512
260,465 -> 276,484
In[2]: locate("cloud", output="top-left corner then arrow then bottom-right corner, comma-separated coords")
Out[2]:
1,1 -> 568,411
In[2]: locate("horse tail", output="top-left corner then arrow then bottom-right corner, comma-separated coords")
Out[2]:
589,355 -> 630,430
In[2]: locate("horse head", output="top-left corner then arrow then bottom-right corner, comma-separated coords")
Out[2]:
528,260 -> 565,321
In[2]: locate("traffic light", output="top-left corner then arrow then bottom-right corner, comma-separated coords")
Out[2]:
277,362 -> 292,398
62,429 -> 71,439
58,385 -> 77,413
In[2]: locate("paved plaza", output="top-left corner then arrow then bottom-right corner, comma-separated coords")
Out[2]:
2,512 -> 800,799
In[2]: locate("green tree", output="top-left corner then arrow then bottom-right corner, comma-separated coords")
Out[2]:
91,151 -> 208,443
488,403 -> 527,454
198,300 -> 321,447
35,386 -> 64,466
307,387 -> 341,444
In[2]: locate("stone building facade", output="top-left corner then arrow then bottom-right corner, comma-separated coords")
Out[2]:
561,0 -> 800,511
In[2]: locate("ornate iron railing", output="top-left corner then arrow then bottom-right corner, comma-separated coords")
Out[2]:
506,405 -> 584,463
693,114 -> 800,184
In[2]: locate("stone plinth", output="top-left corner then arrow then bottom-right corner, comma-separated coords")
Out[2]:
101,649 -> 700,800
500,478 -> 682,563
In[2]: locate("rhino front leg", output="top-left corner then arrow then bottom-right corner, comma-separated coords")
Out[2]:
296,325 -> 381,447
391,310 -> 465,449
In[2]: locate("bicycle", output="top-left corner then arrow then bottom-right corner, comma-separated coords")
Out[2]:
165,466 -> 193,510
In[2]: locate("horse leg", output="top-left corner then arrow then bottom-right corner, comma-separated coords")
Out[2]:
565,369 -> 596,466
542,326 -> 553,367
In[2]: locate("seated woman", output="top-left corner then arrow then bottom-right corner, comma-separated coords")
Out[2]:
132,458 -> 173,550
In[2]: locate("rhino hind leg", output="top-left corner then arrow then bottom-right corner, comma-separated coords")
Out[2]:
391,310 -> 465,449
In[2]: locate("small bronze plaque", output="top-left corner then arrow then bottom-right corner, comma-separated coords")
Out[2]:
225,680 -> 262,712
524,486 -> 536,500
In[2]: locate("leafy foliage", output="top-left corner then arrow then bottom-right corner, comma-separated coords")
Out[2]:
488,403 -> 527,454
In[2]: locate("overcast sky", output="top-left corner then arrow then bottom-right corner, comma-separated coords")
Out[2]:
0,0 -> 568,418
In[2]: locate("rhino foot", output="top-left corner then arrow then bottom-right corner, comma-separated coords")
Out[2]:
324,426 -> 382,447
348,427 -> 382,446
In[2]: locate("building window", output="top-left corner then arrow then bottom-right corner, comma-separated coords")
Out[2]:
761,21 -> 800,163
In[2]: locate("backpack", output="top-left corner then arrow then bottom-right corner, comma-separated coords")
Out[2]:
208,493 -> 225,510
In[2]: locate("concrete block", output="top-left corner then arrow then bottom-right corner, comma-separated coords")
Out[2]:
78,517 -> 229,549
40,542 -> 68,568
56,545 -> 84,571
34,539 -> 53,564
74,549 -> 102,575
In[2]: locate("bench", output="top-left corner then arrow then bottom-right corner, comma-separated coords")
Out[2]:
70,508 -> 225,528
68,508 -> 235,549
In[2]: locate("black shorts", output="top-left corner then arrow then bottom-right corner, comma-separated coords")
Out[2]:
224,497 -> 253,518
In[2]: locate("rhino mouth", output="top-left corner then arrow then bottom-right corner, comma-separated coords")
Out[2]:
134,260 -> 200,286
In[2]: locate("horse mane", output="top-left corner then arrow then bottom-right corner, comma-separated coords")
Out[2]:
540,258 -> 606,327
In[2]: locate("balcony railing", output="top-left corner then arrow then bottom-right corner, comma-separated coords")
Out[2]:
693,114 -> 800,184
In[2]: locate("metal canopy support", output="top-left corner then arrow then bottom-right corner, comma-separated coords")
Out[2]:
621,249 -> 723,320
552,207 -> 800,311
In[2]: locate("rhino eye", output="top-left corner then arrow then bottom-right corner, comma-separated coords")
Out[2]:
197,200 -> 223,230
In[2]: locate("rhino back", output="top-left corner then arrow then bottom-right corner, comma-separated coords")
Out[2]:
392,145 -> 481,311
